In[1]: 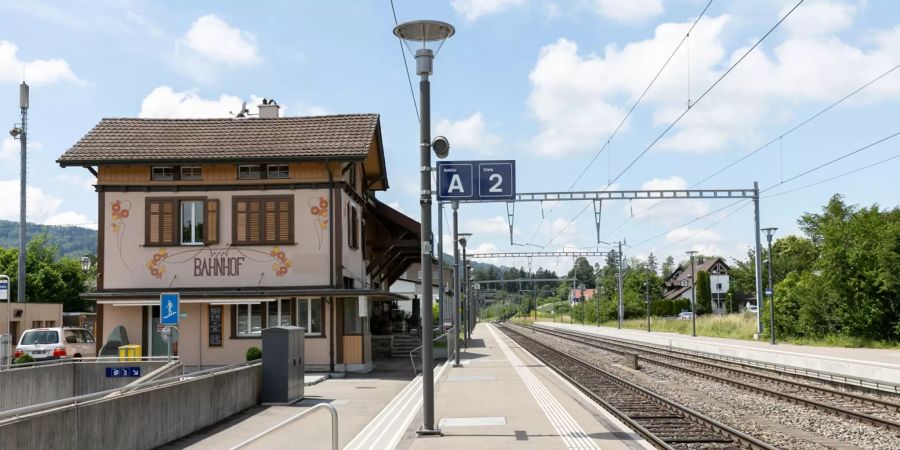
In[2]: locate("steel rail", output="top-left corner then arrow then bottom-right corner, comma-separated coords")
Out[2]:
498,323 -> 777,450
531,325 -> 900,432
539,324 -> 900,395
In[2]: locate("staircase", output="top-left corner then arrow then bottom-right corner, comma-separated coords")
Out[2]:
391,334 -> 421,358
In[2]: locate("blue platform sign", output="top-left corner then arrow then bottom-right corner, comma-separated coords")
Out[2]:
0,279 -> 7,301
160,293 -> 180,326
106,367 -> 141,378
437,160 -> 516,201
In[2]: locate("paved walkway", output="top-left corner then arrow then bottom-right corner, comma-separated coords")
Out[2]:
160,360 -> 417,449
539,322 -> 900,387
396,323 -> 652,450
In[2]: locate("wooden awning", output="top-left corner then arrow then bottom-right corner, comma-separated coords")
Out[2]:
365,198 -> 421,287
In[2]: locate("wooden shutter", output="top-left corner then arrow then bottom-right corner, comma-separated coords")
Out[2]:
204,199 -> 219,245
277,198 -> 292,242
145,198 -> 176,245
248,200 -> 261,243
234,199 -> 248,244
265,199 -> 277,242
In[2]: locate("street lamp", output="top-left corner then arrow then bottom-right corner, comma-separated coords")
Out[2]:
394,18 -> 455,437
686,250 -> 698,337
81,255 -> 91,273
761,227 -> 778,345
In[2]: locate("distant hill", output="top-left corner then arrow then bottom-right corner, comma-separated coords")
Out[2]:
0,220 -> 96,259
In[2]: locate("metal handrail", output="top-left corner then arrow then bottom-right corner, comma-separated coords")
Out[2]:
0,360 -> 257,420
2,355 -> 177,370
409,331 -> 448,375
230,402 -> 338,450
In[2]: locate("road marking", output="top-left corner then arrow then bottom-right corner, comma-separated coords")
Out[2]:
488,324 -> 600,450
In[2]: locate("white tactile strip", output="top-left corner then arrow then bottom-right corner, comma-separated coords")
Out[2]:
487,324 -> 600,450
343,361 -> 451,450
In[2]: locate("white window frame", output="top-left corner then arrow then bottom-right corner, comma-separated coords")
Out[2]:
267,164 -> 289,179
236,303 -> 263,337
181,166 -> 202,180
181,200 -> 204,245
151,166 -> 174,181
295,299 -> 323,336
238,165 -> 262,180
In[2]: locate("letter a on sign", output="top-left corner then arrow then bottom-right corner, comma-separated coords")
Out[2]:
447,174 -> 464,193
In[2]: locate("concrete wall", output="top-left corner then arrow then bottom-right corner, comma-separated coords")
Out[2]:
0,364 -> 261,450
0,361 -> 170,411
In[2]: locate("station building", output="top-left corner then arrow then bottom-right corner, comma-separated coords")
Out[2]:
57,104 -> 422,372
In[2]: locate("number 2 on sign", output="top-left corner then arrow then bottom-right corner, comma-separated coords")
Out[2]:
489,174 -> 503,193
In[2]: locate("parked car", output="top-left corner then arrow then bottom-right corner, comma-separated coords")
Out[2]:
677,310 -> 694,320
746,305 -> 759,314
14,327 -> 97,361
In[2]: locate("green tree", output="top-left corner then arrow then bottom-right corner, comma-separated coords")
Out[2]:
695,271 -> 711,315
661,256 -> 676,280
0,233 -> 89,311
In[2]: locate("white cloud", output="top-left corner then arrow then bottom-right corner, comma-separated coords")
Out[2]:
630,176 -> 709,225
528,10 -> 900,156
0,40 -> 81,85
181,14 -> 259,66
434,112 -> 502,154
464,216 -> 510,235
386,201 -> 407,216
590,0 -> 664,23
664,226 -> 722,256
451,0 -> 524,22
138,87 -> 307,119
45,211 -> 96,229
782,0 -> 856,37
1,137 -> 43,160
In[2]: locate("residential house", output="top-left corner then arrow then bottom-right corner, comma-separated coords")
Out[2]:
57,104 -> 419,372
568,287 -> 596,307
663,256 -> 731,314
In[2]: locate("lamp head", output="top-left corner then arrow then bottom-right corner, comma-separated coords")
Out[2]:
431,136 -> 450,159
9,127 -> 21,138
81,255 -> 91,273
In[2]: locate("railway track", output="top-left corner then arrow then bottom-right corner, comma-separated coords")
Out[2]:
496,323 -> 778,449
525,324 -> 900,434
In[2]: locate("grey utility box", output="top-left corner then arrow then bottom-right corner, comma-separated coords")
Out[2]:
261,326 -> 305,405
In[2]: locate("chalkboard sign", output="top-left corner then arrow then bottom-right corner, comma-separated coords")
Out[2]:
208,305 -> 223,347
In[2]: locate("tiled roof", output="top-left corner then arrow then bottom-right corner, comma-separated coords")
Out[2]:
57,114 -> 380,166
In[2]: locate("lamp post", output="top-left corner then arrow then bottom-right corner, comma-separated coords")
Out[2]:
1,273 -> 9,365
393,19 -> 455,436
458,233 -> 470,347
596,286 -> 601,326
645,280 -> 651,332
761,227 -> 778,345
686,250 -> 698,337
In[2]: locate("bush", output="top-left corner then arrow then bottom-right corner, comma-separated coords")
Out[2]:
14,354 -> 34,364
245,346 -> 262,361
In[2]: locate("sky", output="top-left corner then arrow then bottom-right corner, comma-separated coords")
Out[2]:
1,0 -> 898,275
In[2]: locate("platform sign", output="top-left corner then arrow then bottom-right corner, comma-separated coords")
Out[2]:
106,367 -> 141,378
0,279 -> 7,301
160,293 -> 180,326
765,288 -> 773,296
437,160 -> 516,201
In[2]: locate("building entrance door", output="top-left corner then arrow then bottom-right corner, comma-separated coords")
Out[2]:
147,306 -> 167,357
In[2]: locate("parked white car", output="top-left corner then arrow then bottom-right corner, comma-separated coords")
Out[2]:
14,327 -> 97,361
677,310 -> 694,320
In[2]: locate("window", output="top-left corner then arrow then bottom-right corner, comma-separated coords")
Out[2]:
77,330 -> 95,343
268,299 -> 294,328
348,163 -> 357,189
45,321 -> 55,327
233,196 -> 293,245
238,165 -> 262,180
146,198 -> 219,246
297,299 -> 323,335
716,283 -> 723,290
347,204 -> 359,249
32,321 -> 43,328
267,164 -> 289,179
151,166 -> 174,181
21,330 -> 59,345
235,304 -> 263,336
181,166 -> 202,180
343,298 -> 362,334
181,201 -> 204,245
65,330 -> 78,344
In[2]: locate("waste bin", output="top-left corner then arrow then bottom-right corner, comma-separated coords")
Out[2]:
118,344 -> 142,361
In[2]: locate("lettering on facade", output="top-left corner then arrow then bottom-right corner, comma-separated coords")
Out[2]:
193,256 -> 245,277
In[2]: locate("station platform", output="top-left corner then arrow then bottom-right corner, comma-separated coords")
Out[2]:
387,323 -> 652,450
538,322 -> 900,388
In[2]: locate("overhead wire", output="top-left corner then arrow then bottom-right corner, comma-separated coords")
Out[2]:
763,152 -> 900,199
543,0 -> 806,249
389,0 -> 420,122
522,0 -> 717,247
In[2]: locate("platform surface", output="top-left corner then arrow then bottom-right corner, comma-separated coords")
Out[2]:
539,322 -> 900,386
395,323 -> 652,450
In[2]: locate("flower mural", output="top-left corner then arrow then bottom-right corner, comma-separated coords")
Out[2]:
270,246 -> 293,277
309,196 -> 329,250
146,249 -> 168,279
110,200 -> 132,271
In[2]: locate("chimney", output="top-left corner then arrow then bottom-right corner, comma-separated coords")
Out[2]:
258,98 -> 280,119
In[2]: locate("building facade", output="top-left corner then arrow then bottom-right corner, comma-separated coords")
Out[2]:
58,109 -> 418,371
663,257 -> 731,314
